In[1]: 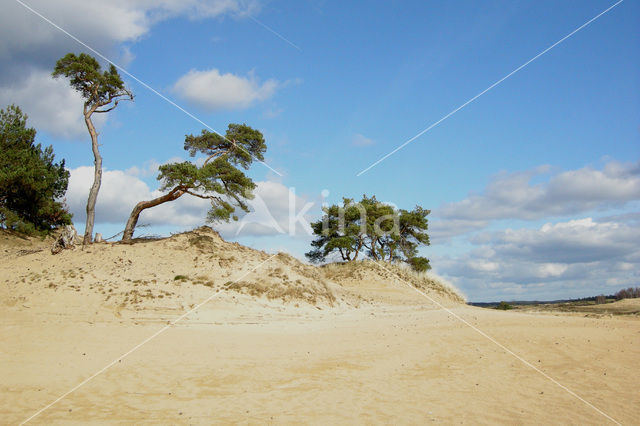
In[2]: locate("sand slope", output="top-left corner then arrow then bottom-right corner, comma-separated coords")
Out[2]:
1,229 -> 638,424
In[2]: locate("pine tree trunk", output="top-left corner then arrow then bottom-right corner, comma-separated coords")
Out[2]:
122,187 -> 184,242
83,112 -> 101,245
353,238 -> 363,261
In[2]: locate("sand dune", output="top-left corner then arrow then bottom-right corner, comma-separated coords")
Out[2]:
1,228 -> 638,424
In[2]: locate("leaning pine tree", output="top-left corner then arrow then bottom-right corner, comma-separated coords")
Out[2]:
53,53 -> 133,244
121,124 -> 266,242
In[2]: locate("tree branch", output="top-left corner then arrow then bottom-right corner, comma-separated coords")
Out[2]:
203,150 -> 229,166
94,90 -> 133,113
182,189 -> 223,203
94,101 -> 119,113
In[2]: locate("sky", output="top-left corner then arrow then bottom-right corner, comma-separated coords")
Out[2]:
0,0 -> 638,302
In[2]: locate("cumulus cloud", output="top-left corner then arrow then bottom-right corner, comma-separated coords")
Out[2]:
440,161 -> 640,221
474,218 -> 639,264
0,0 -> 259,136
66,166 -> 315,238
0,0 -> 255,65
0,69 -> 107,139
435,216 -> 640,301
66,167 -> 158,225
0,1 -> 149,74
433,161 -> 640,240
173,69 -> 279,111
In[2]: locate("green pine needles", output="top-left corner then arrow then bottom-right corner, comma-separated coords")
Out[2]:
306,195 -> 431,272
0,105 -> 71,235
121,124 -> 266,242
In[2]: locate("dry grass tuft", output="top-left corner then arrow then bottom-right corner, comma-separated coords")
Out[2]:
322,261 -> 465,303
188,234 -> 215,252
225,279 -> 336,306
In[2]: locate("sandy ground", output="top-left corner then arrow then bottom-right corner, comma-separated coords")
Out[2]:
1,229 -> 639,424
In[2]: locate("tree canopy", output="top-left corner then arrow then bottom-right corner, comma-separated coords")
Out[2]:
122,124 -> 266,242
52,53 -> 132,113
306,195 -> 431,272
0,105 -> 71,235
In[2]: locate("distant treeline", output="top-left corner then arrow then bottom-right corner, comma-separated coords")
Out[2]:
470,286 -> 640,307
613,287 -> 640,300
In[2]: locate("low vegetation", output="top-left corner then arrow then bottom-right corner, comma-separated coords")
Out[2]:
322,260 -> 466,304
1,226 -> 467,311
225,279 -> 336,306
474,286 -> 640,316
494,301 -> 513,310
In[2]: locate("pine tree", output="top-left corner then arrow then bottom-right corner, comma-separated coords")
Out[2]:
306,195 -> 431,271
53,53 -> 133,244
122,124 -> 266,242
0,105 -> 71,234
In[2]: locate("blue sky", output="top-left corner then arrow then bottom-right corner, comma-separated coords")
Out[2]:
1,0 -> 638,301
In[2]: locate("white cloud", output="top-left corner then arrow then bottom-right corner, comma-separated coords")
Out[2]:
352,133 -> 375,147
0,69 -> 106,139
440,161 -> 640,221
435,215 -> 640,301
173,69 -> 279,111
433,161 -> 640,240
0,0 -> 255,61
546,161 -> 640,204
0,0 -> 259,137
0,1 -> 148,61
537,263 -> 568,278
66,166 -> 315,238
477,217 -> 639,264
67,166 -> 156,225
